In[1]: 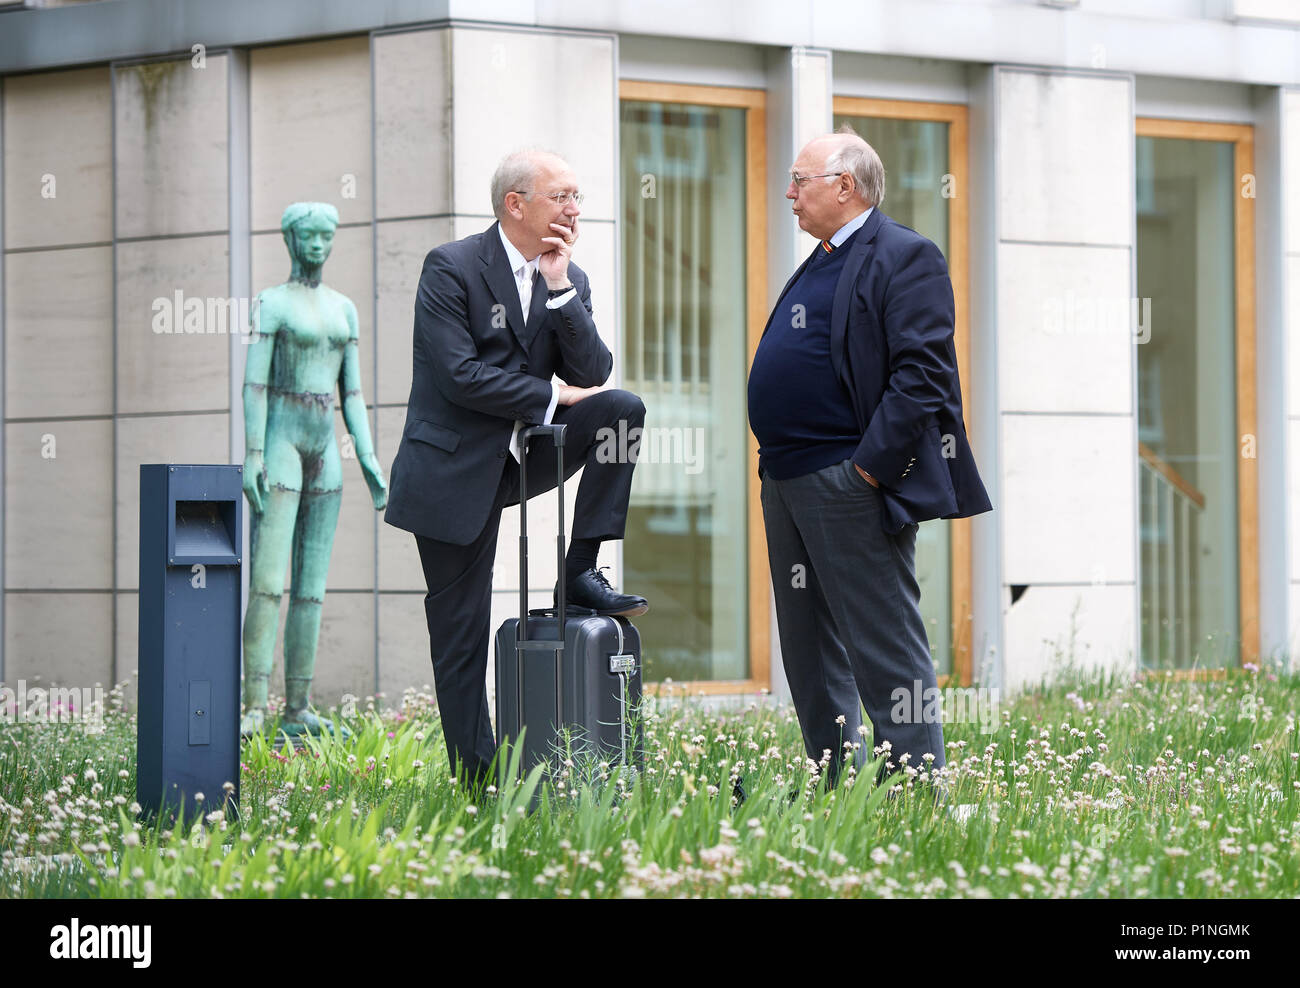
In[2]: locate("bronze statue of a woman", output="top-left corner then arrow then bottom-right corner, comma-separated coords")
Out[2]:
240,202 -> 387,738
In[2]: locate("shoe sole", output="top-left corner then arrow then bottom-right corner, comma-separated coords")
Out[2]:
549,602 -> 650,619
599,602 -> 648,618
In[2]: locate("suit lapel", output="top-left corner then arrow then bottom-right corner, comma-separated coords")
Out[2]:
829,209 -> 885,386
478,222 -> 530,352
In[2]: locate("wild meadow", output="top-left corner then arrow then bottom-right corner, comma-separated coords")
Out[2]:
1,664 -> 1297,898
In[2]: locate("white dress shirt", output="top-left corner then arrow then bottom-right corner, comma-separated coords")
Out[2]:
829,206 -> 873,247
498,225 -> 575,461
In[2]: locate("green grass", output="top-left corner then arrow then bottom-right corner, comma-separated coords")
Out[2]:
1,667 -> 1298,898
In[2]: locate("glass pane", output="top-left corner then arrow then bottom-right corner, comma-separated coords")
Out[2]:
620,101 -> 749,683
833,112 -> 954,678
1136,136 -> 1238,669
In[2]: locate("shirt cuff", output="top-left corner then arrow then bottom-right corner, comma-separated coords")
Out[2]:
544,288 -> 576,309
509,420 -> 523,462
509,383 -> 560,463
543,381 -> 560,424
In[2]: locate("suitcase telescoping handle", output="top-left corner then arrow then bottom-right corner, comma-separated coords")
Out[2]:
516,425 -> 567,745
516,424 -> 567,642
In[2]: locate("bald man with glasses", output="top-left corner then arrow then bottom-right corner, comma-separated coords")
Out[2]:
749,128 -> 991,800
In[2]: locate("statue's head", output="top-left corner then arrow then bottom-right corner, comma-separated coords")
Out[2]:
281,201 -> 339,268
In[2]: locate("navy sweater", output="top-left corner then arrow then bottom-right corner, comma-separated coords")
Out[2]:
748,236 -> 862,480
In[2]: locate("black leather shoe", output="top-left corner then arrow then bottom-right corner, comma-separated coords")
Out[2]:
559,567 -> 648,618
732,777 -> 748,806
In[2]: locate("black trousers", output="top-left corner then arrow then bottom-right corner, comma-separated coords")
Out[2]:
761,458 -> 945,790
414,389 -> 645,787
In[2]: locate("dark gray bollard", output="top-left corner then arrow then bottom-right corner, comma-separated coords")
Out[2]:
137,464 -> 243,824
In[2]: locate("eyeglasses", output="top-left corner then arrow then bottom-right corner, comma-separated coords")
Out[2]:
788,172 -> 844,188
513,190 -> 585,206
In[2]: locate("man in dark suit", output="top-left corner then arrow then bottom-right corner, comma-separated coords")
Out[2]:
385,149 -> 648,789
748,129 -> 992,797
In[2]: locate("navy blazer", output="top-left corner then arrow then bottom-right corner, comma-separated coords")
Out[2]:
384,222 -> 612,544
761,210 -> 992,534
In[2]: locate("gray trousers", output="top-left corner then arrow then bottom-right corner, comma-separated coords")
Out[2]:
761,457 -> 945,788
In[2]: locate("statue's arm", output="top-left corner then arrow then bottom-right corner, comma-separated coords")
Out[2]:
243,294 -> 274,449
242,294 -> 275,512
339,299 -> 374,456
340,298 -> 387,509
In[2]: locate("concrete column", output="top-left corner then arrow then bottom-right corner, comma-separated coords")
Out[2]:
370,25 -> 619,699
3,66 -> 115,691
1281,89 -> 1300,666
228,48 -> 251,679
112,52 -> 234,703
247,36 -> 377,708
972,66 -> 1138,694
1253,85 -> 1290,668
765,46 -> 831,302
762,45 -> 831,704
372,25 -> 453,700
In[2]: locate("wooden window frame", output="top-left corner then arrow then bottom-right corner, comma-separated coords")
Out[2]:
1135,117 -> 1258,670
618,80 -> 769,696
832,95 -> 973,687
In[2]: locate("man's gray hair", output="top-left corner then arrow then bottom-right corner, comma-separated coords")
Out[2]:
827,124 -> 886,208
490,149 -> 564,220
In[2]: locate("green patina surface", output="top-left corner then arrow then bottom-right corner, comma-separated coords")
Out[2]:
240,202 -> 387,740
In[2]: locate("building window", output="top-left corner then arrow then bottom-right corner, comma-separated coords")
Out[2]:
1135,118 -> 1258,670
618,82 -> 769,691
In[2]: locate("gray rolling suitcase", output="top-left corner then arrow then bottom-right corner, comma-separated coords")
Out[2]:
494,424 -> 644,776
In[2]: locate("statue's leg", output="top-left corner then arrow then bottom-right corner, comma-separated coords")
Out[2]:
283,442 -> 342,724
241,441 -> 302,729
